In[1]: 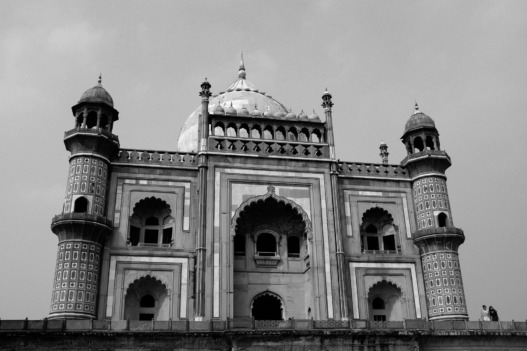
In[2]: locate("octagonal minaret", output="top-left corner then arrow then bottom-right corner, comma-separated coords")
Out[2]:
49,77 -> 119,319
401,103 -> 468,321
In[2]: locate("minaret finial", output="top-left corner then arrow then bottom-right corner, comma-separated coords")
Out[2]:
238,51 -> 246,79
379,142 -> 389,165
413,101 -> 420,114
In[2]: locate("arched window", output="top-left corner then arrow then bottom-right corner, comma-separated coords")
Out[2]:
299,128 -> 309,142
227,123 -> 237,137
251,126 -> 261,139
263,126 -> 274,140
287,128 -> 297,141
287,236 -> 300,258
311,129 -> 321,143
256,233 -> 276,256
128,197 -> 174,247
214,123 -> 225,136
275,127 -> 285,141
361,208 -> 398,253
239,124 -> 249,138
413,137 -> 424,152
73,197 -> 88,213
86,111 -> 98,129
140,294 -> 155,308
438,212 -> 448,227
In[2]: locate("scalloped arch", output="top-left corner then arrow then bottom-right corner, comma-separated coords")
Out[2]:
361,207 -> 394,228
132,196 -> 172,216
230,187 -> 312,237
250,290 -> 285,311
366,278 -> 403,295
123,273 -> 171,298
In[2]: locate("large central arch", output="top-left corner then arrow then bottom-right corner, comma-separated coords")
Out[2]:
229,185 -> 314,320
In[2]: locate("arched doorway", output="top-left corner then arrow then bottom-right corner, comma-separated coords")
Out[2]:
368,280 -> 403,321
252,292 -> 283,320
124,275 -> 169,320
230,186 -> 313,319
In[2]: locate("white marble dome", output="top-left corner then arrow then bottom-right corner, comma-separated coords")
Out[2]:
177,60 -> 289,153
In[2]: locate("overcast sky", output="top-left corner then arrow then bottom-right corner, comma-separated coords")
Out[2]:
1,0 -> 526,321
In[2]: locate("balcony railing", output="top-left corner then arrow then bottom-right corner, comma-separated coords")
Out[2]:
51,212 -> 112,228
64,127 -> 119,143
400,149 -> 451,166
209,137 -> 330,159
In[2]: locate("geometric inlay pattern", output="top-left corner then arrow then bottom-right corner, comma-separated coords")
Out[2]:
50,240 -> 102,317
413,176 -> 450,230
63,156 -> 108,216
422,252 -> 467,318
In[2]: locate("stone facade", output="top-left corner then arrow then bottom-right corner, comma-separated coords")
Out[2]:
47,60 -> 470,324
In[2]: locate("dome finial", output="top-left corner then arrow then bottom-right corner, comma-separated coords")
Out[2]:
98,73 -> 102,86
413,101 -> 420,114
238,51 -> 246,79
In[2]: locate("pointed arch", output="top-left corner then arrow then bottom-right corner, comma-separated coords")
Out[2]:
230,186 -> 312,237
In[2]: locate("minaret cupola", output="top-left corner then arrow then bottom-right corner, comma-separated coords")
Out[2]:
71,75 -> 119,134
401,103 -> 441,156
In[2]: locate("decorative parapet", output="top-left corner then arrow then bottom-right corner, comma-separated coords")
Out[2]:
114,149 -> 198,168
337,161 -> 409,179
208,114 -> 330,159
209,137 -> 329,159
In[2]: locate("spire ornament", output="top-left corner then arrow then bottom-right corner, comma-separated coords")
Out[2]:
379,142 -> 389,165
321,89 -> 333,110
238,51 -> 246,79
413,101 -> 420,114
200,78 -> 212,99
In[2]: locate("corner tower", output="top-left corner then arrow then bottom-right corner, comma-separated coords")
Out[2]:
49,77 -> 119,319
401,104 -> 468,321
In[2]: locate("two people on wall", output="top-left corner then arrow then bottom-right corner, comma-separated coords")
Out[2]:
481,305 -> 499,321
